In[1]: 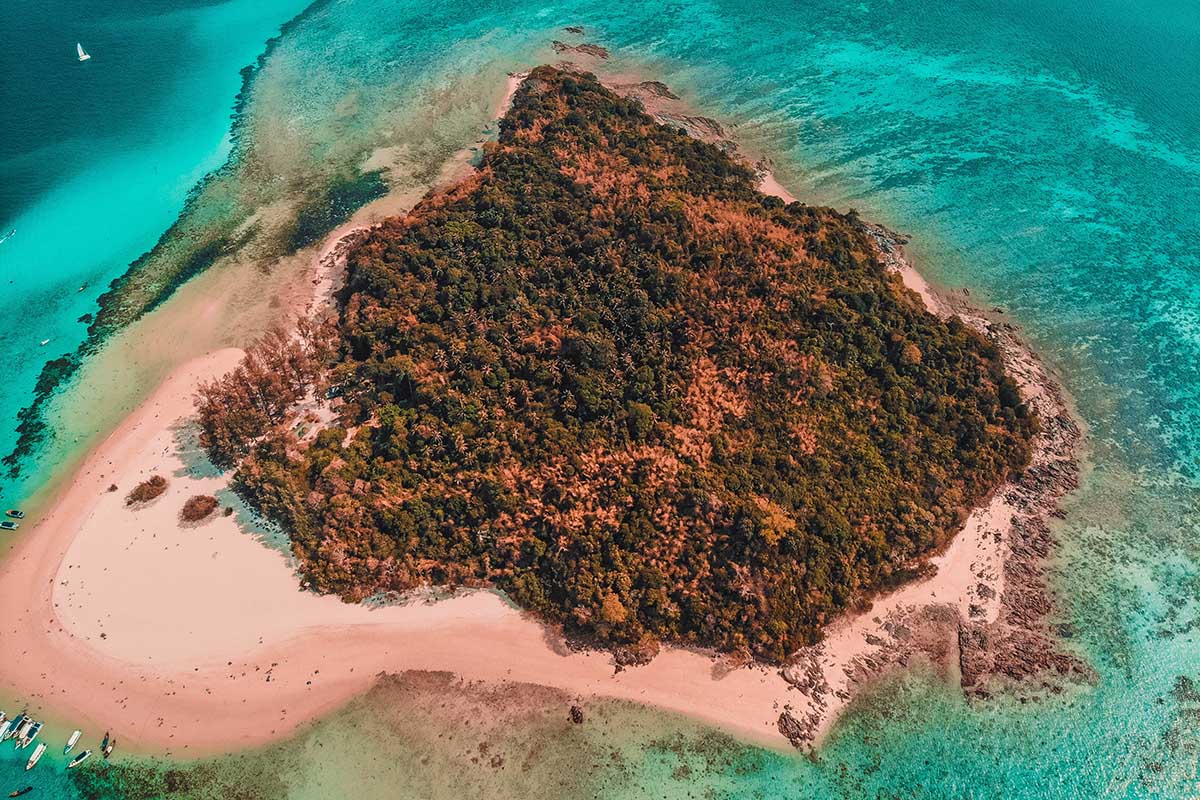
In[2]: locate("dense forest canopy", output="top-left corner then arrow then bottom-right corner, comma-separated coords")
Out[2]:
203,66 -> 1035,663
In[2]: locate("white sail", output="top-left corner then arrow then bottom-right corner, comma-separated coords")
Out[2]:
77,42 -> 91,62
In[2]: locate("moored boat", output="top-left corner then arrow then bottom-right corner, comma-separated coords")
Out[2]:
18,721 -> 42,750
5,510 -> 25,519
67,749 -> 91,769
0,721 -> 10,741
64,730 -> 81,754
8,786 -> 32,797
103,738 -> 115,759
25,743 -> 46,771
4,713 -> 26,741
10,718 -> 31,746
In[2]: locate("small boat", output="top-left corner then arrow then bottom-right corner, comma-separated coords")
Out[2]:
76,43 -> 91,62
103,738 -> 115,759
0,521 -> 18,531
38,340 -> 49,347
0,711 -> 6,726
99,731 -> 108,751
0,229 -> 14,245
18,721 -> 42,750
11,718 -> 31,746
0,721 -> 10,741
5,510 -> 24,519
25,743 -> 46,771
64,730 -> 81,754
4,714 -> 26,741
67,749 -> 91,769
8,787 -> 33,798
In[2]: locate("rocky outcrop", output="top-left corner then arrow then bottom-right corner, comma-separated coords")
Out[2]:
865,223 -> 1093,699
777,709 -> 819,748
551,41 -> 609,59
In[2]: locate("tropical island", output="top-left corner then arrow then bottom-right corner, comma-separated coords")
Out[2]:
196,66 -> 1037,664
0,62 -> 1083,764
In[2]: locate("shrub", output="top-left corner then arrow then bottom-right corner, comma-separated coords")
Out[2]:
126,475 -> 167,506
181,495 -> 219,522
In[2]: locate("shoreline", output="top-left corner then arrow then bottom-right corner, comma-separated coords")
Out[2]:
0,64 -> 1085,758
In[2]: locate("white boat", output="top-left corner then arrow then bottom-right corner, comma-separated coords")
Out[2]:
0,229 -> 14,245
18,721 -> 42,749
68,749 -> 92,769
25,742 -> 46,771
0,711 -> 7,726
4,714 -> 26,742
11,718 -> 31,746
0,721 -> 10,741
77,43 -> 91,62
65,729 -> 82,754
39,339 -> 49,346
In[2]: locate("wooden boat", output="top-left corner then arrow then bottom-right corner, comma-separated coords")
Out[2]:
8,786 -> 33,797
25,743 -> 46,771
103,739 -> 115,759
64,730 -> 81,754
4,714 -> 26,741
67,750 -> 91,769
10,718 -> 31,746
18,721 -> 42,750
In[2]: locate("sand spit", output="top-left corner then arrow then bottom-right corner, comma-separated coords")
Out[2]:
0,66 -> 1084,757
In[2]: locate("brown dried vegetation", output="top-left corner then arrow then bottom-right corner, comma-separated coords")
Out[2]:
204,68 -> 1035,663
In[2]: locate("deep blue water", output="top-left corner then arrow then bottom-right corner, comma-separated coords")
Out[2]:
2,0 -> 1199,796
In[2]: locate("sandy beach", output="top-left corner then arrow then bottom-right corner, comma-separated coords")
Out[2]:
0,68 -> 1081,758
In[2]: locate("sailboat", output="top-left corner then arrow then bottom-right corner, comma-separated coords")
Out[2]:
76,43 -> 91,62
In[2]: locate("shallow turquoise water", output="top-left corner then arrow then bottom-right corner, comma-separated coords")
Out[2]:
0,0 -> 310,497
2,0 -> 1199,796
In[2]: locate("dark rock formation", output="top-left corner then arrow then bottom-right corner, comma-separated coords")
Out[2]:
551,41 -> 609,59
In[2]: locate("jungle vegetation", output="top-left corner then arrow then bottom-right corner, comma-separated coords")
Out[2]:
198,67 -> 1035,663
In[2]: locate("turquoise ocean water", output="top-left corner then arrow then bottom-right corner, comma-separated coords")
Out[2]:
2,0 -> 1199,796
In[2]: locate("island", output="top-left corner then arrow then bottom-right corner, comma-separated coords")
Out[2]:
197,67 -> 1036,664
0,64 -> 1083,764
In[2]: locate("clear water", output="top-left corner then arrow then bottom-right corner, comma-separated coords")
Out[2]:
2,0 -> 1199,796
